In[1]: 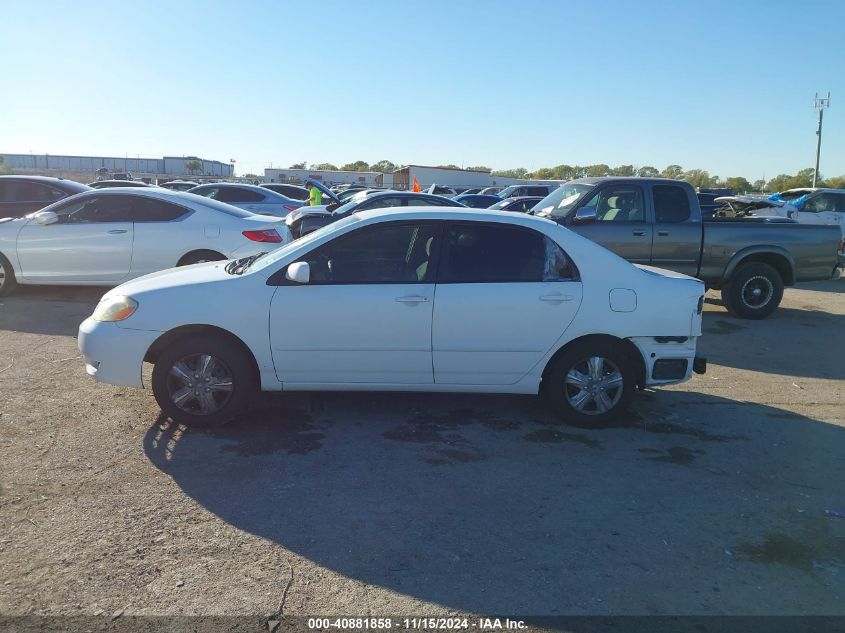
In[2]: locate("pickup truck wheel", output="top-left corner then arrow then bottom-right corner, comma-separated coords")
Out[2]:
722,263 -> 784,320
544,340 -> 635,428
0,252 -> 18,297
151,334 -> 257,428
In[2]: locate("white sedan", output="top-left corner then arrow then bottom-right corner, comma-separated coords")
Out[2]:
0,188 -> 292,296
78,207 -> 706,428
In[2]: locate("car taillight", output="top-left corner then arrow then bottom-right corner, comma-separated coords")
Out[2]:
242,229 -> 282,243
838,235 -> 844,253
283,205 -> 299,213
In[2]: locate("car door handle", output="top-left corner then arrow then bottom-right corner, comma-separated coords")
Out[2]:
657,230 -> 670,236
395,295 -> 429,304
540,294 -> 574,302
632,229 -> 646,236
107,229 -> 128,234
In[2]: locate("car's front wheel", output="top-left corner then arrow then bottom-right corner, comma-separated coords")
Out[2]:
543,340 -> 636,427
151,333 -> 257,428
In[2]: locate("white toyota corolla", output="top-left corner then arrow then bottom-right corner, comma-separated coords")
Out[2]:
78,208 -> 706,427
0,188 -> 292,296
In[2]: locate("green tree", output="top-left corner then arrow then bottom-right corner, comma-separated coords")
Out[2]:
369,160 -> 397,173
311,162 -> 338,171
610,164 -> 635,177
492,167 -> 528,178
823,175 -> 845,189
0,156 -> 10,175
585,164 -> 611,177
767,168 -> 816,192
341,160 -> 370,172
466,166 -> 491,172
185,159 -> 202,175
660,164 -> 684,179
289,162 -> 307,169
725,176 -> 752,193
436,164 -> 461,170
766,174 -> 792,192
636,165 -> 659,178
752,179 -> 766,192
682,169 -> 715,190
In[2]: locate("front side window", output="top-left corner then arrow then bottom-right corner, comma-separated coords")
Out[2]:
300,222 -> 440,284
583,186 -> 646,222
532,182 -> 595,219
57,196 -> 134,223
439,223 -> 577,283
653,185 -> 691,222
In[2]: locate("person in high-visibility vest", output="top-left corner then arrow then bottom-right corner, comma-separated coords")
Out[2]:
308,183 -> 323,206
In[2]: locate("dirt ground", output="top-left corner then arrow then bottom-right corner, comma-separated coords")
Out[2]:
1,281 -> 844,620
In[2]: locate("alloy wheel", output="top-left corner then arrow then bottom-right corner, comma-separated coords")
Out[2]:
740,275 -> 773,309
564,356 -> 624,415
166,353 -> 234,415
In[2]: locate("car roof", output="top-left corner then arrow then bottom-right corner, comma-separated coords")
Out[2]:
0,174 -> 91,189
354,206 -> 559,228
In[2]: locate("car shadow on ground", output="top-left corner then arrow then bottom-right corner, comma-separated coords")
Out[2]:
699,306 -> 844,380
0,286 -> 107,336
143,390 -> 845,615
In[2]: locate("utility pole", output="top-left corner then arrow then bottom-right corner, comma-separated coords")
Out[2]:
812,91 -> 831,187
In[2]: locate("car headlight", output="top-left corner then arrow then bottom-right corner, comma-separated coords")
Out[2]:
92,295 -> 138,322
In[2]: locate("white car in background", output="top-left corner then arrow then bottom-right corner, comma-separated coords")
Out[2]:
188,183 -> 303,216
0,188 -> 291,296
78,207 -> 706,428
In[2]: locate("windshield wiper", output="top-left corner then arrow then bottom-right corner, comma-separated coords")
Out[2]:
225,252 -> 267,275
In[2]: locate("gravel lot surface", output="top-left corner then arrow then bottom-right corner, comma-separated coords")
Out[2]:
1,281 -> 844,619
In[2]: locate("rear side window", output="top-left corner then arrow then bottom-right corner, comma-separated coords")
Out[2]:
653,185 -> 692,222
132,198 -> 190,222
440,223 -> 578,283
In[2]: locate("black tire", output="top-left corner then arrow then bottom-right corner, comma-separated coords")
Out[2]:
151,333 -> 258,428
0,252 -> 18,297
177,250 -> 226,266
543,339 -> 636,428
721,262 -> 783,320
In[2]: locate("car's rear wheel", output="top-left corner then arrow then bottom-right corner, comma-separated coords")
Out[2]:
0,252 -> 18,297
178,250 -> 226,266
543,340 -> 636,427
721,262 -> 783,320
151,334 -> 257,428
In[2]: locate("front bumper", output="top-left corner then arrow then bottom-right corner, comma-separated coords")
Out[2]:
78,317 -> 161,388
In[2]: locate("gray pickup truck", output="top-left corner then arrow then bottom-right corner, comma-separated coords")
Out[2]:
533,177 -> 843,319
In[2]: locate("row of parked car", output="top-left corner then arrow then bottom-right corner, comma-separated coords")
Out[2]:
0,173 -> 841,429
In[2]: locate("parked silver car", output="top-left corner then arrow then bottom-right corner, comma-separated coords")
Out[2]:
188,183 -> 303,216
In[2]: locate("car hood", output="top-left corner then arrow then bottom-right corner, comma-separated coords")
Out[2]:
285,206 -> 330,225
304,179 -> 341,204
102,260 -> 237,301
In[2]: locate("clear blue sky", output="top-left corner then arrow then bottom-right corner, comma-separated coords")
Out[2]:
2,0 -> 844,181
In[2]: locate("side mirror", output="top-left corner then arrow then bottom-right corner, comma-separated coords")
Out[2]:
285,261 -> 310,284
35,211 -> 59,226
572,206 -> 597,223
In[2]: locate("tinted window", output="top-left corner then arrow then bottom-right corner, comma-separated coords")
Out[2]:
4,181 -> 65,202
301,222 -> 440,284
216,187 -> 265,203
583,186 -> 645,222
526,186 -> 550,197
653,185 -> 691,222
61,196 -> 134,223
805,193 -> 845,213
440,223 -> 576,283
357,196 -> 405,211
132,198 -> 190,222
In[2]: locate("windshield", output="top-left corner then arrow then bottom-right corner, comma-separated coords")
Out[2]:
532,183 -> 596,219
250,214 -> 362,272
